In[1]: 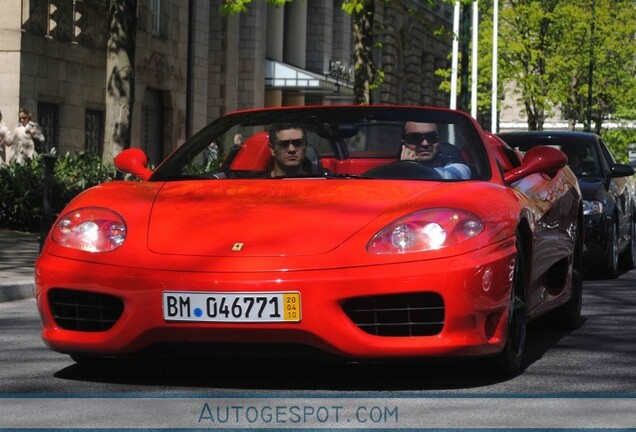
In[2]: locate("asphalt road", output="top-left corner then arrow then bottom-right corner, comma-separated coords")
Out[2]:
2,272 -> 636,429
2,271 -> 635,395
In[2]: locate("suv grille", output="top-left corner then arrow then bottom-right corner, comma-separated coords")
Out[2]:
343,293 -> 444,336
49,289 -> 124,332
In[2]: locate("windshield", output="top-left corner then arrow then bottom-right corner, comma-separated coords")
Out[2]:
151,106 -> 490,181
498,134 -> 602,178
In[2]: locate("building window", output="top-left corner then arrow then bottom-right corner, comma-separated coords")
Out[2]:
141,89 -> 164,167
37,102 -> 59,154
85,110 -> 104,156
149,0 -> 168,37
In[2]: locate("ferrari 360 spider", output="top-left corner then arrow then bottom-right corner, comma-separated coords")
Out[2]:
35,105 -> 583,375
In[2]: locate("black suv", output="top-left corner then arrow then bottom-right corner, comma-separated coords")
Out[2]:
498,131 -> 636,278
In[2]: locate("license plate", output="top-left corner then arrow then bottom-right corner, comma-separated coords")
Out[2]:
163,291 -> 301,323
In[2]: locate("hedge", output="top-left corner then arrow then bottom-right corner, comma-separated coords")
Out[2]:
0,152 -> 117,233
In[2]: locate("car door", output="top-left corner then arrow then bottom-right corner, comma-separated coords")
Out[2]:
598,138 -> 633,250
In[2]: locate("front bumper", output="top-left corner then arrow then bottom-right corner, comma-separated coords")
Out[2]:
35,240 -> 516,361
582,214 -> 610,265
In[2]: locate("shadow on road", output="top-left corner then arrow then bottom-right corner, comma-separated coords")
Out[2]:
53,316 -> 575,391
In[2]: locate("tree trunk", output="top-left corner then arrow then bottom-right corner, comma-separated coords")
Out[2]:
103,0 -> 137,164
352,0 -> 375,105
525,101 -> 538,130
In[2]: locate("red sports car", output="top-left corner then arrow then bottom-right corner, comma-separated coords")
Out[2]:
35,105 -> 582,375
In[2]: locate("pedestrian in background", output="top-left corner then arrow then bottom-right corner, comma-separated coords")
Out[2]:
0,110 -> 13,167
11,108 -> 45,164
233,133 -> 243,150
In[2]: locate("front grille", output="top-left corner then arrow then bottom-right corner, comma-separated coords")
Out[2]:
343,293 -> 444,337
49,289 -> 124,332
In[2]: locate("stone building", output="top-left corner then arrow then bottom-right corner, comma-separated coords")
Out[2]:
0,0 -> 454,166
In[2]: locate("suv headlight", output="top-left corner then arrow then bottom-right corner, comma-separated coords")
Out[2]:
583,200 -> 603,215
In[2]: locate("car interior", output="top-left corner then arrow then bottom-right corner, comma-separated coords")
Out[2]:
221,122 -> 481,179
151,108 -> 493,182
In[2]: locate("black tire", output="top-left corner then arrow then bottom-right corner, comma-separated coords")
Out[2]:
619,214 -> 636,271
602,221 -> 619,279
493,233 -> 527,376
553,223 -> 583,330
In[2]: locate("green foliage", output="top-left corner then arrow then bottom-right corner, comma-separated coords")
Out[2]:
437,0 -> 636,130
601,129 -> 636,164
221,0 -> 290,15
0,153 -> 117,233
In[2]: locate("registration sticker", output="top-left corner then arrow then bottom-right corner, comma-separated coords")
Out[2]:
163,291 -> 301,323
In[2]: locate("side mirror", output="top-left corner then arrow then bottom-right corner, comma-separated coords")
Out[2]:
504,146 -> 568,184
609,163 -> 635,178
114,148 -> 153,181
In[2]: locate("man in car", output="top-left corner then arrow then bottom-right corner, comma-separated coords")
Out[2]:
267,123 -> 310,177
400,121 -> 471,179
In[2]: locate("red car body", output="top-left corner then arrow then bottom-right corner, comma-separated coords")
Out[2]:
35,106 -> 582,374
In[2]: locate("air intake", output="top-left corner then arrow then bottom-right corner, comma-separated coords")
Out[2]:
343,293 -> 444,336
49,288 -> 124,332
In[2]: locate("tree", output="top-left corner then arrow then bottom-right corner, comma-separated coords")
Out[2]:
545,0 -> 636,133
584,0 -> 636,132
342,0 -> 376,104
497,0 -> 561,130
474,0 -> 636,132
103,0 -> 138,163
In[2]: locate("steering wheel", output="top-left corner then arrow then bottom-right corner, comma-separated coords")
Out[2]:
362,161 -> 443,180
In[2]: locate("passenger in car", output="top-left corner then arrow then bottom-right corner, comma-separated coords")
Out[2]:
267,123 -> 310,177
400,121 -> 471,179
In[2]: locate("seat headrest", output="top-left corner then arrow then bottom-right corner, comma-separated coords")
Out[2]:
229,131 -> 274,171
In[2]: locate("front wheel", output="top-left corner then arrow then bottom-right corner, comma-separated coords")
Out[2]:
554,222 -> 583,330
619,214 -> 636,271
492,233 -> 527,376
602,221 -> 619,279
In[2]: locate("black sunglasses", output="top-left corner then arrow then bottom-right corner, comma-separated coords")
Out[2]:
404,131 -> 440,145
274,138 -> 306,149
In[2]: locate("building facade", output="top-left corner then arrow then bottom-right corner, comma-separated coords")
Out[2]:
0,0 -> 455,165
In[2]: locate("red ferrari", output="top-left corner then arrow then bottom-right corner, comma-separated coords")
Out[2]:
35,106 -> 583,375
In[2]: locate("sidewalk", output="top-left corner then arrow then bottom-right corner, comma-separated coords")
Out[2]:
0,230 -> 40,303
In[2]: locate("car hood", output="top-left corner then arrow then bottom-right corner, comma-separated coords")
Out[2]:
577,177 -> 604,200
147,180 -> 441,257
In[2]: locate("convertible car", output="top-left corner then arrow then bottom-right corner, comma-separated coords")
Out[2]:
35,106 -> 583,375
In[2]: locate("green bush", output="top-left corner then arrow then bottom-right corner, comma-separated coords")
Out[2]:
0,152 -> 117,233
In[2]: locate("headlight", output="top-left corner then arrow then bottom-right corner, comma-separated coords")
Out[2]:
367,209 -> 484,254
583,200 -> 603,215
52,207 -> 127,252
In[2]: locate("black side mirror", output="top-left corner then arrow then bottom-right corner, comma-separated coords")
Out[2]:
609,163 -> 635,178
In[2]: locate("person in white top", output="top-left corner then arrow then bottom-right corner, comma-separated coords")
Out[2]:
11,108 -> 45,164
0,110 -> 13,167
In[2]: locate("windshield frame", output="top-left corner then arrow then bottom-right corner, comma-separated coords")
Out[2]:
150,105 -> 491,182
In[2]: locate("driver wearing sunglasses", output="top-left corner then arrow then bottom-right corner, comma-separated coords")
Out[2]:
267,123 -> 310,178
400,121 -> 471,180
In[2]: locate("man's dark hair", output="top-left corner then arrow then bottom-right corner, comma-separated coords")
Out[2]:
268,123 -> 307,147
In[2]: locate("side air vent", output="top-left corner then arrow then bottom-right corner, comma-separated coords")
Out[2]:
49,289 -> 124,332
343,293 -> 444,337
